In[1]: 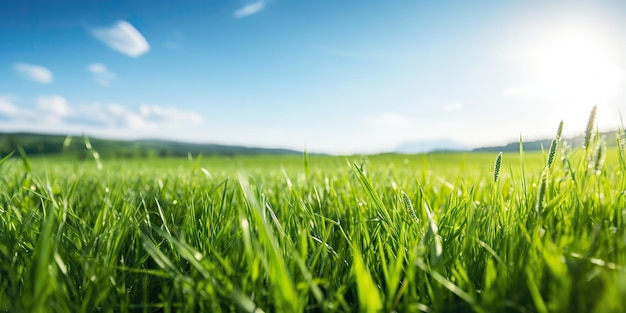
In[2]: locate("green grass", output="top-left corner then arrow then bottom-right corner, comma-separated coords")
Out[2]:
1,127 -> 625,312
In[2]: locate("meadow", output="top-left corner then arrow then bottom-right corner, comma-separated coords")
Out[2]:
1,118 -> 625,312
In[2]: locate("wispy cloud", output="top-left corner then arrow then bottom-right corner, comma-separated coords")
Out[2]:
69,103 -> 204,131
13,63 -> 53,84
37,95 -> 71,122
87,63 -> 116,87
0,97 -> 205,139
234,1 -> 265,18
91,20 -> 150,57
0,95 -> 19,117
443,102 -> 464,112
138,104 -> 204,125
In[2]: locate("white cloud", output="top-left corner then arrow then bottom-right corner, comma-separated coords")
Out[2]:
87,63 -> 116,87
0,98 -> 207,142
107,103 -> 127,116
234,1 -> 265,18
443,102 -> 464,112
0,95 -> 19,116
71,103 -> 203,130
37,95 -> 71,117
14,63 -> 53,84
87,63 -> 107,73
0,95 -> 41,121
91,20 -> 150,57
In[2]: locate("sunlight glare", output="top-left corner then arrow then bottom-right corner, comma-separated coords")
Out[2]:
528,34 -> 623,104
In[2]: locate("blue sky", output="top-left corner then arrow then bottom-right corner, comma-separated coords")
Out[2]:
2,0 -> 626,154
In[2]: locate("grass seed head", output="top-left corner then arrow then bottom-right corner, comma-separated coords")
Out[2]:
584,105 -> 597,149
594,142 -> 606,175
401,191 -> 419,224
536,168 -> 549,216
547,120 -> 563,170
493,152 -> 503,183
617,128 -> 626,148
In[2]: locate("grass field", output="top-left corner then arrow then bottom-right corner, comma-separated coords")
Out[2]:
1,121 -> 626,312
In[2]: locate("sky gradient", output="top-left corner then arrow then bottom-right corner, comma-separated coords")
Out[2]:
2,0 -> 626,154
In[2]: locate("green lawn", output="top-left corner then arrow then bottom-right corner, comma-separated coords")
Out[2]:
1,132 -> 625,312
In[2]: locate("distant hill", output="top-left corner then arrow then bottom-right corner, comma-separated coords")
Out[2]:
396,139 -> 469,154
0,132 -> 302,158
473,131 -> 618,152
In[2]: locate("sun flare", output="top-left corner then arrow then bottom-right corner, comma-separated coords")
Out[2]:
526,34 -> 624,104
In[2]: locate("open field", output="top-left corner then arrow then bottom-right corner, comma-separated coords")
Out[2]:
1,130 -> 626,312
